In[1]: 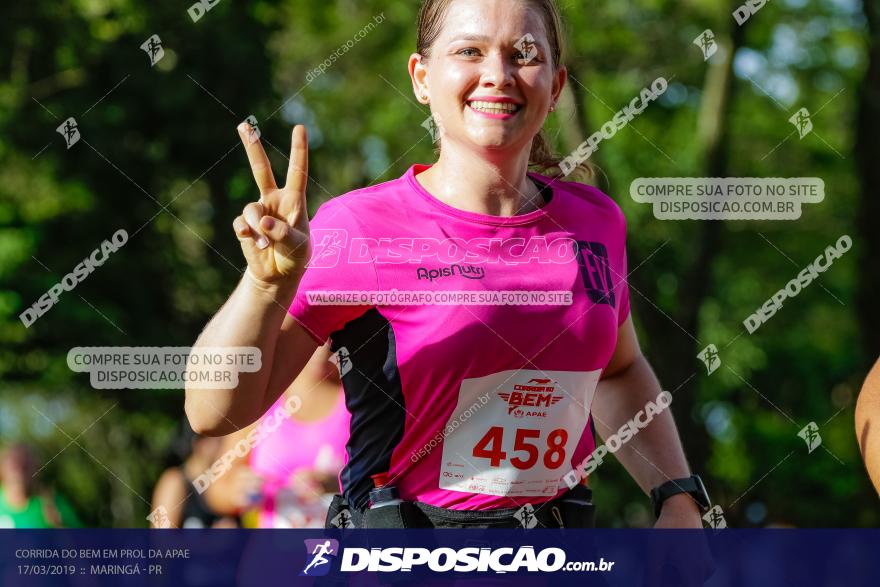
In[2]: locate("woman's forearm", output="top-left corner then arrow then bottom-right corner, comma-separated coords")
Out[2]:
590,355 -> 692,494
184,271 -> 300,435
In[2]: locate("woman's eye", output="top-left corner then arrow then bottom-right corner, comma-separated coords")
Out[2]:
514,50 -> 540,64
457,48 -> 481,57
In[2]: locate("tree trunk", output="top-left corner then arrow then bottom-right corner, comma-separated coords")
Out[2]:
638,16 -> 746,476
857,0 -> 880,364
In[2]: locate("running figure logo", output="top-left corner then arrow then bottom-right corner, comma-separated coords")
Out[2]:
798,422 -> 822,453
56,117 -> 80,149
140,34 -> 165,66
514,503 -> 538,529
309,229 -> 348,268
693,29 -> 717,61
300,539 -> 339,576
703,505 -> 727,530
243,115 -> 261,144
146,506 -> 171,529
422,113 -> 444,144
789,108 -> 813,139
329,509 -> 354,529
697,344 -> 721,375
514,34 -> 538,65
330,346 -> 352,377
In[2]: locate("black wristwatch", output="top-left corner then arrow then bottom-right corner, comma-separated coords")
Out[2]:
650,475 -> 711,519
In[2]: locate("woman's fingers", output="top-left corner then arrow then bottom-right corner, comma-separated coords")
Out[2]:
243,202 -> 269,249
282,125 -> 309,223
259,216 -> 309,267
259,216 -> 288,243
233,123 -> 313,280
232,215 -> 251,239
238,122 -> 277,196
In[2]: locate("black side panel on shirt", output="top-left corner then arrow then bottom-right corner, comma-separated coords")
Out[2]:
329,308 -> 405,511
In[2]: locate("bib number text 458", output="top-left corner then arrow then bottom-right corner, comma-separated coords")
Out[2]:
472,426 -> 568,470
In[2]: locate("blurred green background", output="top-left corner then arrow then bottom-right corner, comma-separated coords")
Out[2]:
1,0 -> 877,527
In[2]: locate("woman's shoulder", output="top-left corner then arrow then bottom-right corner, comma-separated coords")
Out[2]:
549,178 -> 627,230
156,466 -> 186,488
557,179 -> 621,211
314,174 -> 409,221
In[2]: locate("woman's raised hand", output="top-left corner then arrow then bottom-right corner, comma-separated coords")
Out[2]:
233,124 -> 312,284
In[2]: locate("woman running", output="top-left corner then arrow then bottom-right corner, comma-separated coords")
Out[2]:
150,430 -> 240,528
185,0 -> 710,529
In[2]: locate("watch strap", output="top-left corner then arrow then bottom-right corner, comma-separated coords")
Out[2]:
650,475 -> 710,518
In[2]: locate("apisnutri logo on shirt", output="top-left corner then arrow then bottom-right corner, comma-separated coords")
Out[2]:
301,539 -> 339,576
416,264 -> 485,282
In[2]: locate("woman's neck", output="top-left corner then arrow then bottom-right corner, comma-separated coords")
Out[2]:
418,144 -> 542,217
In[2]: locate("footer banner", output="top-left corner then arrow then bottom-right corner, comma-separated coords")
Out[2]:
2,529 -> 876,586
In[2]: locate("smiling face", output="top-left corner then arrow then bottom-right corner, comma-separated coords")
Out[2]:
410,0 -> 566,157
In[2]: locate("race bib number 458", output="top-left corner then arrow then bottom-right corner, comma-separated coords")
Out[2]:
439,369 -> 601,497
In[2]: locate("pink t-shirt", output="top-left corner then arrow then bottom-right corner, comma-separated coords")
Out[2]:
289,164 -> 630,511
250,393 -> 350,527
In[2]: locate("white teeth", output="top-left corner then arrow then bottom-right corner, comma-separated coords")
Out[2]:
468,100 -> 520,114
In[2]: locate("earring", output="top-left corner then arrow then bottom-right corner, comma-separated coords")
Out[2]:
549,104 -> 556,112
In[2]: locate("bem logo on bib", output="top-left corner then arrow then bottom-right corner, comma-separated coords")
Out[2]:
499,377 -> 563,418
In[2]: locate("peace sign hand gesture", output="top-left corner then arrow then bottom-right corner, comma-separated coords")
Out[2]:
233,123 -> 312,284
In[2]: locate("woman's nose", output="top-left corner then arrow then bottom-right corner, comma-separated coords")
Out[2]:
480,50 -> 516,88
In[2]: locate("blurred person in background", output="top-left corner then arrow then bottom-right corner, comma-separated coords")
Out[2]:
248,344 -> 347,528
208,344 -> 347,528
150,426 -> 240,528
856,358 -> 880,495
0,443 -> 81,528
